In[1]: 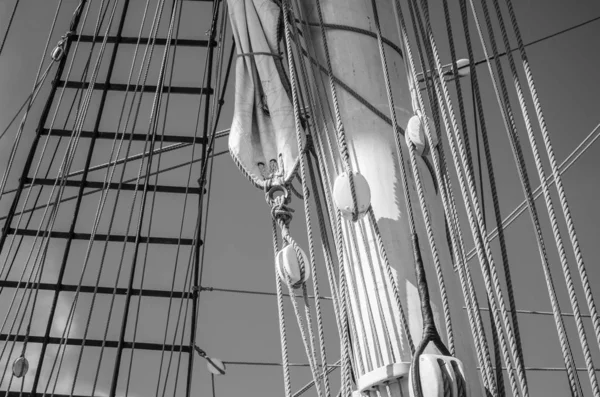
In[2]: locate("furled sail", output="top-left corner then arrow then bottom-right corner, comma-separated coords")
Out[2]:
227,0 -> 304,189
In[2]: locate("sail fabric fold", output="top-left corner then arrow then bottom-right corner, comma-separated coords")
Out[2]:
227,0 -> 304,189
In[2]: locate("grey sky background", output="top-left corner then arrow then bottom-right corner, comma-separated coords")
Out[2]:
0,0 -> 599,396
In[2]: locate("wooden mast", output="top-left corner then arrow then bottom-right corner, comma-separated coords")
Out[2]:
299,0 -> 483,395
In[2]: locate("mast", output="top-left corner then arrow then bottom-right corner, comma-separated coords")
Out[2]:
299,0 -> 482,395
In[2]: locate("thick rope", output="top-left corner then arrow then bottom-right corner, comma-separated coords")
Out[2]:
441,0 -> 517,393
468,0 -> 584,394
471,74 -> 506,397
389,1 -> 498,393
282,4 -> 334,394
486,1 -> 599,395
374,0 -> 456,360
272,218 -> 293,397
294,6 -> 358,388
343,221 -> 389,368
406,0 -> 527,395
504,0 -> 600,379
368,6 -> 450,387
311,0 -> 359,222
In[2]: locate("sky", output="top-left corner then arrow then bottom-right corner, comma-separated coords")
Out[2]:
0,0 -> 599,396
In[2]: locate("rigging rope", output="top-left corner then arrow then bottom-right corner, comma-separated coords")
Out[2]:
470,60 -> 507,397
0,0 -> 21,56
0,0 -> 103,385
407,0 -> 527,394
443,0 -> 519,393
488,0 -> 599,393
29,0 -> 180,394
287,17 -> 335,396
468,0 -> 587,394
367,2 -> 457,396
465,121 -> 600,260
503,0 -> 600,377
2,1 -> 599,396
390,1 -> 499,393
125,1 -> 189,395
0,0 -> 67,204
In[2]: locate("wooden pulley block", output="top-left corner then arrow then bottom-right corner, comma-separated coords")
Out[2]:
406,113 -> 437,157
332,171 -> 371,221
206,357 -> 226,375
276,244 -> 310,288
409,354 -> 469,397
12,356 -> 29,378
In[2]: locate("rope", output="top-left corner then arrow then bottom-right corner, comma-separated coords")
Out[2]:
464,121 -> 600,261
0,81 -> 89,291
269,198 -> 326,397
0,64 -> 55,145
487,0 -> 599,394
124,1 -> 191,395
274,218 -> 293,397
168,225 -> 198,397
471,72 -> 506,397
292,360 -> 341,397
369,2 -> 449,381
342,221 -> 388,369
0,147 -> 229,223
470,66 -> 505,396
443,0 -> 518,392
469,0 -> 585,394
236,51 -> 282,58
0,0 -> 98,288
39,0 -> 144,393
280,17 -> 324,383
285,11 -> 335,394
476,306 -> 596,318
407,0 -> 526,394
389,1 -> 499,393
311,128 -> 372,375
295,19 -> 405,59
302,2 -> 355,394
471,15 -> 600,68
6,2 -> 98,392
0,0 -> 69,203
309,133 -> 366,376
504,0 -> 600,376
0,0 -> 106,385
311,0 -> 359,223
36,0 -> 175,393
302,17 -> 414,372
107,0 -> 182,394
0,0 -> 21,55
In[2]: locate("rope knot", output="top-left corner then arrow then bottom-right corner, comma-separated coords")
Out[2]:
265,183 -> 294,228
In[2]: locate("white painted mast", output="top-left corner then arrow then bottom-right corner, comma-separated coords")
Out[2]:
299,0 -> 483,395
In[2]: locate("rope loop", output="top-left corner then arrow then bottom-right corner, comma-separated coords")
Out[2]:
265,182 -> 296,246
409,232 -> 452,397
266,183 -> 294,228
